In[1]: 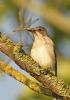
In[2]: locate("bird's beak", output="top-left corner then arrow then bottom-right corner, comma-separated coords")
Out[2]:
24,27 -> 36,33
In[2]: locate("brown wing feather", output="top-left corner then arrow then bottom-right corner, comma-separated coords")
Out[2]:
54,45 -> 57,76
44,36 -> 57,76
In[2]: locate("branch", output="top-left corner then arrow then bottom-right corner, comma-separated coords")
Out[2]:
0,32 -> 70,100
0,60 -> 51,96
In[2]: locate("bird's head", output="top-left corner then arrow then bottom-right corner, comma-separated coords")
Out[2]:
24,26 -> 48,37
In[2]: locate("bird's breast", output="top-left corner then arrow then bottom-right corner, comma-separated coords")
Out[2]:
31,44 -> 55,69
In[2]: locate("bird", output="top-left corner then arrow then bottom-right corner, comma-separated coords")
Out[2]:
24,26 -> 57,100
24,26 -> 57,76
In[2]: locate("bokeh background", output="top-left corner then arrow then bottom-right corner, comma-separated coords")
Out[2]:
0,0 -> 70,100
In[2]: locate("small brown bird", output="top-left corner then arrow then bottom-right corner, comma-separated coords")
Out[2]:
25,26 -> 57,76
25,26 -> 57,100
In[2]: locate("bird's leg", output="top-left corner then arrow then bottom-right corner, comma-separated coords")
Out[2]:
42,67 -> 55,76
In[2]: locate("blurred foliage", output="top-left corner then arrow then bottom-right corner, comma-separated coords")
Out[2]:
58,57 -> 70,85
0,0 -> 16,16
0,0 -> 70,100
47,0 -> 70,11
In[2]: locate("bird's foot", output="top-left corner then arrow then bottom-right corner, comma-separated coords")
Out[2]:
40,67 -> 55,76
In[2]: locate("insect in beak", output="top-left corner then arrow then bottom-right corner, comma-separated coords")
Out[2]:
24,27 -> 36,33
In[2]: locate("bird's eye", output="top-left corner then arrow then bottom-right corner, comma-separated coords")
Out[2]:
38,29 -> 42,31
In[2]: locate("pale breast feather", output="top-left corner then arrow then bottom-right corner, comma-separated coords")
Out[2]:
31,44 -> 53,68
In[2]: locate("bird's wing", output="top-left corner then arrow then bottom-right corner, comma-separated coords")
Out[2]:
44,36 -> 57,75
54,46 -> 57,76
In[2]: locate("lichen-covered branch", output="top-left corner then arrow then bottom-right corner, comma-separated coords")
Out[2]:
0,32 -> 70,100
0,60 -> 51,96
